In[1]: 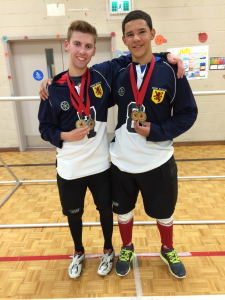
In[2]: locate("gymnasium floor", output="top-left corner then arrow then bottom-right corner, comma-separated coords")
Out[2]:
0,145 -> 225,299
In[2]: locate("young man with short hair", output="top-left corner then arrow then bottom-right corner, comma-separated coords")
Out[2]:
39,20 -> 123,279
38,20 -> 184,279
110,10 -> 197,278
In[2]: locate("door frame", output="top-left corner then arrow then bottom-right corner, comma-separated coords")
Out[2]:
4,35 -> 116,151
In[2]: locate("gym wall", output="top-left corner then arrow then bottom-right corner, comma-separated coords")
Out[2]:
0,0 -> 225,149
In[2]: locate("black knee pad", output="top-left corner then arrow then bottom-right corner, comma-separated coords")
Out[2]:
67,208 -> 84,222
99,207 -> 113,218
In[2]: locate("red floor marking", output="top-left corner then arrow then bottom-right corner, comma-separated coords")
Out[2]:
191,251 -> 225,257
1,251 -> 225,262
0,255 -> 71,262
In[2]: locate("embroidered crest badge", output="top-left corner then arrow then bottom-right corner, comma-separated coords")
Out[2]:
92,84 -> 103,98
151,89 -> 165,104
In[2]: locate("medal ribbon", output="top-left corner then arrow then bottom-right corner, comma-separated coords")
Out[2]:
66,68 -> 91,117
130,55 -> 155,107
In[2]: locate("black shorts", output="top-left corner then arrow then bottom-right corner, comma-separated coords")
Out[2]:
111,156 -> 178,219
57,168 -> 111,217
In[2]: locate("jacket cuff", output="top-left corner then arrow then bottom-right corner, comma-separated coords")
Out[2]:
147,123 -> 162,142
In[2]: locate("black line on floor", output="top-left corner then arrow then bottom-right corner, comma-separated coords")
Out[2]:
176,158 -> 225,162
0,158 -> 225,168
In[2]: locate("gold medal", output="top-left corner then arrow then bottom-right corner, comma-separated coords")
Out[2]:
131,110 -> 139,121
87,118 -> 95,130
137,111 -> 147,122
67,68 -> 92,130
76,119 -> 87,129
130,56 -> 155,125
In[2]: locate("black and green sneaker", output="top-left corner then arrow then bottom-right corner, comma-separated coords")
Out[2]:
116,244 -> 134,276
160,246 -> 186,278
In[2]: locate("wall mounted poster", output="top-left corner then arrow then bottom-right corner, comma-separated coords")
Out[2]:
167,45 -> 209,80
210,57 -> 225,70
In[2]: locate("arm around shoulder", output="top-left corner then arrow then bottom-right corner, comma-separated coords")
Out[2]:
92,54 -> 132,84
148,76 -> 198,142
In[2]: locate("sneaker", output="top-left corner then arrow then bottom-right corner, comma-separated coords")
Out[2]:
68,251 -> 85,279
160,246 -> 186,278
116,244 -> 134,276
97,249 -> 115,276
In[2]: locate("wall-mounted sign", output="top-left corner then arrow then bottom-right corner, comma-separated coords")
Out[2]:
106,0 -> 134,20
33,70 -> 44,81
210,57 -> 225,70
111,1 -> 130,12
116,50 -> 130,58
47,3 -> 65,16
2,36 -> 8,42
167,45 -> 209,80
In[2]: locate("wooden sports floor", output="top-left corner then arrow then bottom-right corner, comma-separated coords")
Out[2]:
0,145 -> 225,299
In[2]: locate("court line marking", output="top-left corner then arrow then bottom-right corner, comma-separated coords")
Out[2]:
133,254 -> 143,299
1,158 -> 225,167
17,295 -> 225,300
1,251 -> 225,262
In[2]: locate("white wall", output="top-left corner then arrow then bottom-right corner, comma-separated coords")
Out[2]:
0,0 -> 225,148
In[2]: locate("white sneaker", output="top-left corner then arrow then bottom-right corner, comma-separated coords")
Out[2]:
97,249 -> 115,276
68,251 -> 85,279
